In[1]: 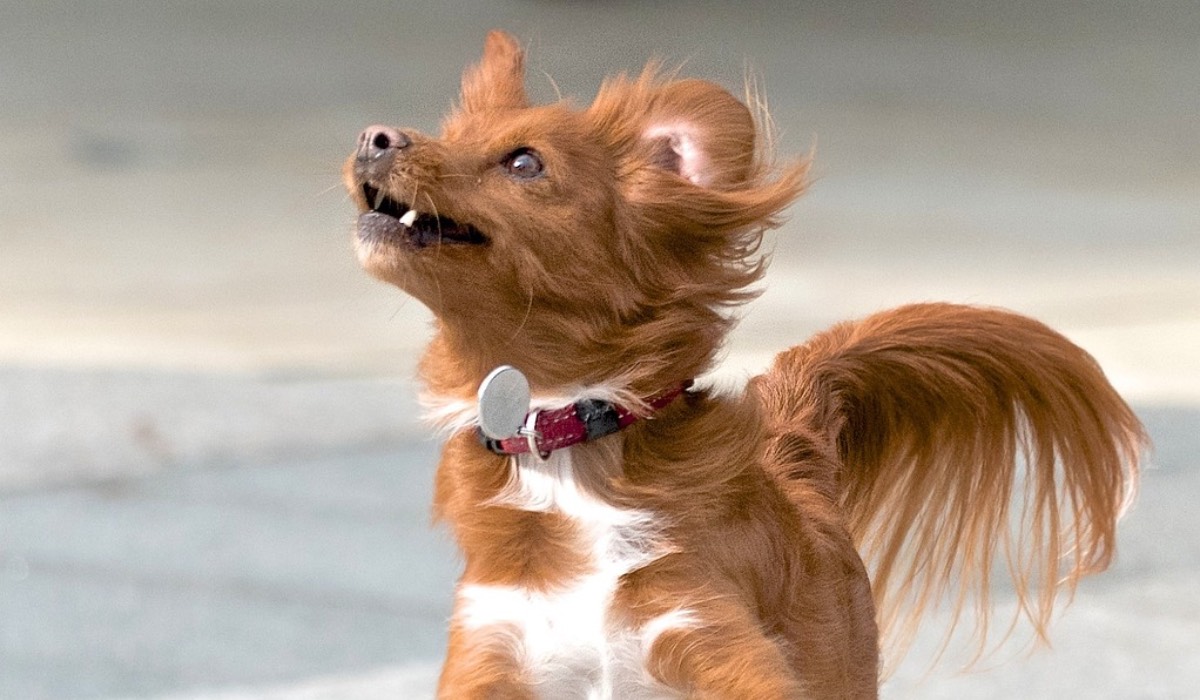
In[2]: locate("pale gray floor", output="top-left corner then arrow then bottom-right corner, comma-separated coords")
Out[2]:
1,1 -> 1197,698
1,378 -> 1196,699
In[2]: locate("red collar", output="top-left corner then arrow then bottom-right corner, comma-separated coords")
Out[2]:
478,380 -> 692,458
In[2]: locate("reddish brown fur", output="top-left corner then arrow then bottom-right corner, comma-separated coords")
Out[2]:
344,31 -> 1143,699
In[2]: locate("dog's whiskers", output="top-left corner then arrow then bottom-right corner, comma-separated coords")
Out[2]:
505,286 -> 535,346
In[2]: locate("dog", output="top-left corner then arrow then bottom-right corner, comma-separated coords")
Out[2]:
344,30 -> 1143,699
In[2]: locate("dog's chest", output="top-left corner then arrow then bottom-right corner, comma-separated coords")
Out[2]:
456,449 -> 691,699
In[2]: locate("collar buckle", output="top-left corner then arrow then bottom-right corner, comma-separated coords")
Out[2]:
476,374 -> 692,458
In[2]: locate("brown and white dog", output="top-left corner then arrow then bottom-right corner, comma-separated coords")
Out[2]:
344,31 -> 1143,699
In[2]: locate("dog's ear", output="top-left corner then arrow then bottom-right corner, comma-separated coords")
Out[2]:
589,73 -> 807,234
588,72 -> 807,310
636,79 -> 758,190
460,30 -> 528,113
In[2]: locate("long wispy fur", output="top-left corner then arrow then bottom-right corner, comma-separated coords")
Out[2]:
344,30 -> 1144,699
752,303 -> 1144,671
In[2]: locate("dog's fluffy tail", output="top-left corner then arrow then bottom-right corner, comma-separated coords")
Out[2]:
752,302 -> 1144,667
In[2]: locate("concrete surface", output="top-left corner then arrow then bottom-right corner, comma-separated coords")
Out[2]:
2,0 -> 1196,399
1,393 -> 1196,699
1,1 -> 1197,698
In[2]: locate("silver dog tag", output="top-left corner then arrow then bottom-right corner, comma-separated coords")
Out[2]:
477,365 -> 531,440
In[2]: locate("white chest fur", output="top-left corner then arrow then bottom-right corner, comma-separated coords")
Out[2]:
456,449 -> 693,699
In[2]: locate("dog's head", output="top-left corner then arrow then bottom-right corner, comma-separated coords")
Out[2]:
345,31 -> 806,390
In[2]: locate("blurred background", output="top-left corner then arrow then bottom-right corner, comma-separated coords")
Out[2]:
1,1 -> 1196,698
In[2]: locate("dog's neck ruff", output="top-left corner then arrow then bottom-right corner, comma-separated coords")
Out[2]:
479,380 -> 692,458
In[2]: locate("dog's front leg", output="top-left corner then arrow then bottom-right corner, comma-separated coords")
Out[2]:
437,624 -> 533,700
640,601 -> 808,699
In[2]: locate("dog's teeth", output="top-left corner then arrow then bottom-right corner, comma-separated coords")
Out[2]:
398,209 -> 418,227
372,189 -> 386,211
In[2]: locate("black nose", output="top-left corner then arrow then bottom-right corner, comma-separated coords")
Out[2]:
355,125 -> 411,162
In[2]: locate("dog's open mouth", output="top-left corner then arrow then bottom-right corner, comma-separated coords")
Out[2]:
358,184 -> 487,248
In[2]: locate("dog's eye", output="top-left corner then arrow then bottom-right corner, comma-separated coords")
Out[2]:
502,148 -> 544,179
